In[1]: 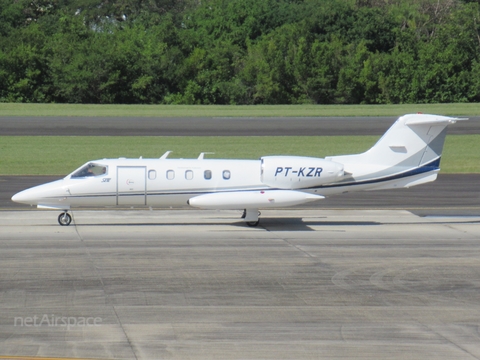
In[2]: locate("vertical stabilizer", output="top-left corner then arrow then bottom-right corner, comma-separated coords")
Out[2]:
327,114 -> 466,182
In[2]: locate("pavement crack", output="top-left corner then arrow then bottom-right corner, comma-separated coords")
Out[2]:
426,324 -> 480,360
262,225 -> 316,259
71,211 -> 82,241
73,213 -> 105,288
113,305 -> 139,360
69,212 -> 138,359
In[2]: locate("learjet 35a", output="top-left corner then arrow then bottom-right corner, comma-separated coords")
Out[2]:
12,113 -> 466,226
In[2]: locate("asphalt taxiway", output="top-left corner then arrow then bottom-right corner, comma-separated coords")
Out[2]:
1,209 -> 480,359
1,116 -> 479,136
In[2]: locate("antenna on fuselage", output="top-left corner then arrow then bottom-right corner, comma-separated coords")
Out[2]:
198,152 -> 215,160
160,151 -> 172,159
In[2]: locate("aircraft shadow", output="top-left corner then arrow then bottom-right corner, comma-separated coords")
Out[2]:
70,217 -> 479,232
250,218 -> 381,231
72,218 -> 382,231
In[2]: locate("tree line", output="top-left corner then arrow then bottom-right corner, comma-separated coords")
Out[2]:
1,0 -> 480,104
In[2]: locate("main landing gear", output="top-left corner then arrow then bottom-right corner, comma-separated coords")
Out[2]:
242,209 -> 261,227
58,212 -> 72,226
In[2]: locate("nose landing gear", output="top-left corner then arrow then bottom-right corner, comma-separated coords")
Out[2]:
58,212 -> 72,226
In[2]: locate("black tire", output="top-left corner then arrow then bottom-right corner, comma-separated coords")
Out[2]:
246,221 -> 259,227
58,212 -> 72,226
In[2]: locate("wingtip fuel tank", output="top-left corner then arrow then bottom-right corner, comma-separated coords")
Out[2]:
188,190 -> 324,210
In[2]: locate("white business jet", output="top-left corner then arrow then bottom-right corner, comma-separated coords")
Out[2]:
12,113 -> 465,226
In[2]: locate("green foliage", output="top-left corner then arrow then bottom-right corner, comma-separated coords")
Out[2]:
1,0 -> 480,104
181,0 -> 297,48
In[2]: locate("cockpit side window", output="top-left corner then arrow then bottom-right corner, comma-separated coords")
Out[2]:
71,163 -> 108,178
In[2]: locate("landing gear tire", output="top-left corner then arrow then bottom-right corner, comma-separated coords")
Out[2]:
58,212 -> 72,226
243,208 -> 260,227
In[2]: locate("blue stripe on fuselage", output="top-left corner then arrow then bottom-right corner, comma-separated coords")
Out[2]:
309,157 -> 441,190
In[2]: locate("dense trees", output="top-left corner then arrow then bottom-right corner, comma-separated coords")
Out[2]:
1,0 -> 479,104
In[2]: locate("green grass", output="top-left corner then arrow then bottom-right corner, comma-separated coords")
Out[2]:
1,103 -> 480,117
1,135 -> 478,175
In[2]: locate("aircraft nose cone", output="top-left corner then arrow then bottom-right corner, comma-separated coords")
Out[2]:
11,189 -> 35,204
11,179 -> 69,208
11,192 -> 19,202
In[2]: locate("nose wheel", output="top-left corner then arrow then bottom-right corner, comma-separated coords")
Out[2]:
58,212 -> 72,226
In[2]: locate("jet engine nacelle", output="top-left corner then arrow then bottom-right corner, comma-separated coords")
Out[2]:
261,156 -> 344,189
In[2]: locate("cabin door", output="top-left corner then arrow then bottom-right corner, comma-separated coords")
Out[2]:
117,166 -> 147,206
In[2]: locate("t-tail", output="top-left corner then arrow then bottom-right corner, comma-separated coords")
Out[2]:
327,113 -> 467,190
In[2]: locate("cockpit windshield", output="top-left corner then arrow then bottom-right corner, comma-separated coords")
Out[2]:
71,163 -> 108,178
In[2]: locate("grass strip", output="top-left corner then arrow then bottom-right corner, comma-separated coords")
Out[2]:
1,135 -> 478,175
1,103 -> 480,117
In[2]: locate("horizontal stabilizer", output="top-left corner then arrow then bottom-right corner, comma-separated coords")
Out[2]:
188,190 -> 323,210
405,114 -> 468,126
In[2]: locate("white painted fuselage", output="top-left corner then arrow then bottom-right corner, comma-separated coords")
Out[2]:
12,157 -> 341,209
11,114 -> 467,226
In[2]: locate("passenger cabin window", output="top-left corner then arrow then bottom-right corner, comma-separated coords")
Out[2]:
185,170 -> 193,180
166,170 -> 175,180
223,170 -> 231,180
204,170 -> 212,180
71,163 -> 108,178
148,170 -> 157,180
